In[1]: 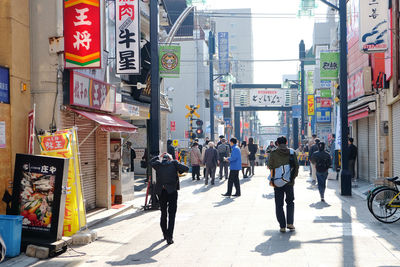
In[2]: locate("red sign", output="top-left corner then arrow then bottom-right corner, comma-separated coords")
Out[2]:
316,97 -> 332,108
40,135 -> 69,152
170,121 -> 176,132
185,131 -> 189,138
64,0 -> 101,68
347,69 -> 364,101
70,71 -> 116,112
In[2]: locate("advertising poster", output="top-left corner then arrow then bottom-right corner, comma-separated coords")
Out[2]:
307,95 -> 315,116
159,45 -> 181,78
11,154 -> 68,242
320,52 -> 339,80
39,129 -> 86,237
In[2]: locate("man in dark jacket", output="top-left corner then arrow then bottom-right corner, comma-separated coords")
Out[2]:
310,142 -> 332,202
348,138 -> 358,180
217,138 -> 230,179
248,137 -> 258,176
167,140 -> 176,160
150,153 -> 188,245
309,138 -> 320,184
268,136 -> 299,233
202,142 -> 219,185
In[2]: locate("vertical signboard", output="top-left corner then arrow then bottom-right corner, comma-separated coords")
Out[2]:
159,45 -> 181,78
170,121 -> 176,132
0,121 -> 5,148
218,83 -> 230,108
115,0 -> 140,74
320,52 -> 339,80
0,67 -> 9,104
359,0 -> 389,52
347,0 -> 360,49
306,70 -> 314,94
28,107 -> 35,154
218,32 -> 229,74
307,95 -> 315,116
64,0 -> 101,68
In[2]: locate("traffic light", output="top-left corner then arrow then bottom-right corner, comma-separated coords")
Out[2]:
195,119 -> 204,138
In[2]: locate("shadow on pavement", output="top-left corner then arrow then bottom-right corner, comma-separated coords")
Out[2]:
262,193 -> 275,199
214,197 -> 234,207
106,240 -> 168,265
254,231 -> 300,256
240,178 -> 252,185
309,201 -> 331,209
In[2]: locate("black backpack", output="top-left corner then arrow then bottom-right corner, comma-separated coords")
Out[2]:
316,156 -> 330,172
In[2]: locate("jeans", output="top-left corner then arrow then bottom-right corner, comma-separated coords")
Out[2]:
205,166 -> 216,184
274,184 -> 294,228
316,172 -> 328,199
158,189 -> 178,239
219,160 -> 229,178
192,165 -> 200,180
249,160 -> 255,175
226,170 -> 241,195
259,158 -> 265,166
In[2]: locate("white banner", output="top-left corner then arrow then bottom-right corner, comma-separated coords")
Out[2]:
249,89 -> 285,107
359,0 -> 389,53
217,83 -> 230,108
335,107 -> 341,150
116,0 -> 140,74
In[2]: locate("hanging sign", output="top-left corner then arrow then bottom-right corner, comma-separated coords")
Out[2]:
28,106 -> 36,154
320,52 -> 339,80
115,0 -> 140,74
0,67 -> 9,103
306,70 -> 314,94
64,0 -> 101,68
170,121 -> 176,132
316,97 -> 332,108
218,32 -> 229,74
307,95 -> 315,116
249,89 -> 285,107
360,0 -> 389,53
159,45 -> 181,78
217,83 -> 230,108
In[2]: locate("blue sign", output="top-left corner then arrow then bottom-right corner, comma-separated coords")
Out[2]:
218,32 -> 229,74
0,67 -> 9,104
316,107 -> 331,123
292,105 -> 301,119
224,118 -> 232,126
214,100 -> 223,118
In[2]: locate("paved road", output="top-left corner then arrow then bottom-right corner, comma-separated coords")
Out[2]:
25,167 -> 400,266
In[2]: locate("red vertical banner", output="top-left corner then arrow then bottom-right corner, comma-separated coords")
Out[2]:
64,0 -> 101,68
170,121 -> 176,132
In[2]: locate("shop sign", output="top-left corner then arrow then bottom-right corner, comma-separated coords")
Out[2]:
217,83 -> 229,108
170,121 -> 176,132
39,129 -> 86,237
218,32 -> 229,74
318,89 -> 332,98
28,107 -> 36,154
249,89 -> 285,107
306,70 -> 314,94
115,0 -> 140,74
320,80 -> 332,89
316,97 -> 332,108
259,126 -> 280,135
320,52 -> 339,80
347,69 -> 364,101
11,154 -> 68,242
70,71 -> 116,112
0,67 -> 9,103
0,121 -> 5,148
159,45 -> 181,78
307,95 -> 315,116
360,0 -> 389,53
316,107 -> 331,123
64,0 -> 101,68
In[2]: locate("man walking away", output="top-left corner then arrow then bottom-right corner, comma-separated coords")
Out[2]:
167,140 -> 176,160
150,153 -> 189,245
349,138 -> 358,182
309,138 -> 320,184
222,138 -> 242,197
217,138 -> 230,179
190,142 -> 202,180
258,145 -> 266,166
268,136 -> 299,233
202,142 -> 219,185
310,142 -> 332,202
248,137 -> 258,176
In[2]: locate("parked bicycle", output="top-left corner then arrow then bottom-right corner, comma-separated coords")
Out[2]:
368,176 -> 400,223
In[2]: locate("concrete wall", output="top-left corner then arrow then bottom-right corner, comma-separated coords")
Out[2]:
0,0 -> 31,213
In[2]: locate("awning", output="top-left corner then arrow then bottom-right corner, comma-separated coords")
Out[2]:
348,107 -> 369,122
68,108 -> 138,133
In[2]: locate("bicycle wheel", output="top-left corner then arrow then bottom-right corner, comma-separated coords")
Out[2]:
367,186 -> 391,213
370,188 -> 400,223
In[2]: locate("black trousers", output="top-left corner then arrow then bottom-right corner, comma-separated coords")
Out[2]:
226,170 -> 241,195
192,165 -> 200,179
349,159 -> 356,179
158,189 -> 178,239
274,184 -> 294,228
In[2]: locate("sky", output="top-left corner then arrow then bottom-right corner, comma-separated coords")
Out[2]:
201,0 -> 330,126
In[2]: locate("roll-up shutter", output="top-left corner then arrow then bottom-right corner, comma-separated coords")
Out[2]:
368,115 -> 377,181
61,111 -> 97,211
393,102 -> 400,177
357,118 -> 369,180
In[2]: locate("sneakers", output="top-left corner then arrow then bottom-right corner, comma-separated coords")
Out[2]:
280,228 -> 286,233
287,224 -> 295,231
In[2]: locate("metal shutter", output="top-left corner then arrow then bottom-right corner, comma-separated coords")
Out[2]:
357,118 -> 369,180
61,111 -> 97,211
393,102 -> 400,177
368,115 -> 377,182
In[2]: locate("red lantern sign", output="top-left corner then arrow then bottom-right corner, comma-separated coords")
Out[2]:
64,0 -> 101,68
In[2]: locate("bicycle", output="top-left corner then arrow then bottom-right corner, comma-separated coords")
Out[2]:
368,176 -> 400,223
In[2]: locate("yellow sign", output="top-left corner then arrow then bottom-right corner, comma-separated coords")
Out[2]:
307,95 -> 315,116
185,104 -> 200,118
173,140 -> 179,146
39,128 -> 86,237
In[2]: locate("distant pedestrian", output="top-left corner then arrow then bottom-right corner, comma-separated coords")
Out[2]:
309,138 -> 320,184
240,141 -> 250,178
222,137 -> 241,197
349,138 -> 358,181
248,137 -> 258,176
217,138 -> 230,179
150,153 -> 189,245
268,136 -> 299,233
216,135 -> 224,148
190,142 -> 202,181
201,140 -> 210,178
310,142 -> 332,202
202,142 -> 219,185
167,139 -> 176,160
258,145 -> 266,166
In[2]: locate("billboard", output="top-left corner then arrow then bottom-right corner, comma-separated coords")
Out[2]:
159,45 -> 181,78
249,89 -> 285,107
320,52 -> 339,80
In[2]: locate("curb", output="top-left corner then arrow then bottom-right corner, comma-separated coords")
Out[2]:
86,204 -> 136,229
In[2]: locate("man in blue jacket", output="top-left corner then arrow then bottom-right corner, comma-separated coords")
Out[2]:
222,137 -> 242,197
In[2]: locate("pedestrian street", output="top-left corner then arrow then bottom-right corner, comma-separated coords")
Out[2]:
29,167 -> 400,267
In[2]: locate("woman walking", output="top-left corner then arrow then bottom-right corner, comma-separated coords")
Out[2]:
240,141 -> 250,178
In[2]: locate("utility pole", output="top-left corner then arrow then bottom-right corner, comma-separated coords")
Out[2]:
209,31 -> 215,140
299,40 -> 306,142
